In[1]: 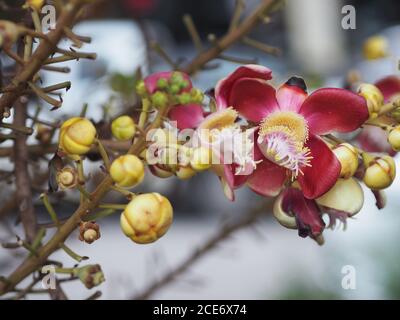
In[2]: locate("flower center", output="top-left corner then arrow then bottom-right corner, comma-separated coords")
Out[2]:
258,111 -> 312,177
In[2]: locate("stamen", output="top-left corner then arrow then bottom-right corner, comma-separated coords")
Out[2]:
258,111 -> 312,178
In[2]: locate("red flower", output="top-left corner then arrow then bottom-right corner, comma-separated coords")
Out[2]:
215,65 -> 369,199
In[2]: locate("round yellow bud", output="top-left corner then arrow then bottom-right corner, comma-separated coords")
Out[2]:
175,166 -> 197,180
388,126 -> 400,152
26,0 -> 44,11
190,147 -> 212,171
110,155 -> 145,188
59,117 -> 96,155
120,193 -> 173,244
363,155 -> 396,190
358,83 -> 384,118
362,35 -> 388,60
111,116 -> 136,141
333,143 -> 359,179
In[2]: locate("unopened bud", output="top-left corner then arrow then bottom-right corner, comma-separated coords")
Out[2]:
74,265 -> 105,289
110,155 -> 145,188
190,147 -> 212,171
363,35 -> 388,60
59,117 -> 96,155
26,0 -> 44,11
363,154 -> 396,189
120,193 -> 173,244
136,80 -> 147,96
358,83 -> 384,118
333,143 -> 359,178
175,166 -> 197,180
387,126 -> 400,152
151,91 -> 169,108
79,221 -> 100,244
111,115 -> 136,141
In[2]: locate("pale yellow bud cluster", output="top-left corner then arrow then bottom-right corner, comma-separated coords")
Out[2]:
120,193 -> 173,244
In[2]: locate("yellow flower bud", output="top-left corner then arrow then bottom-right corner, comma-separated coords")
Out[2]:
362,35 -> 388,60
175,166 -> 197,180
120,193 -> 173,244
333,143 -> 359,179
111,116 -> 136,141
363,155 -> 396,189
59,117 -> 96,155
358,83 -> 384,118
56,167 -> 78,190
26,0 -> 44,11
110,155 -> 145,188
190,147 -> 212,171
388,126 -> 400,152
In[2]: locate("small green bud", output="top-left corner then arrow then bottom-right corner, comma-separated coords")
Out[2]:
180,79 -> 190,90
190,88 -> 204,104
170,72 -> 184,86
156,78 -> 168,90
170,84 -> 181,94
151,91 -> 169,108
136,80 -> 147,96
177,92 -> 192,105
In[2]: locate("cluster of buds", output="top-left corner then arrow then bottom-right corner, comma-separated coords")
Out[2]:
79,221 -> 101,244
58,117 -> 96,156
136,71 -> 204,108
120,193 -> 173,244
111,115 -> 136,141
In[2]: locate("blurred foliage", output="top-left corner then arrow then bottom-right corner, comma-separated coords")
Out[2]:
110,69 -> 142,97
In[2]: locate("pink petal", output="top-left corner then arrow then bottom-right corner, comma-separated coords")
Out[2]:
229,78 -> 279,122
215,64 -> 273,110
223,164 -> 249,189
168,104 -> 205,130
281,188 -> 325,238
298,135 -> 341,199
276,82 -> 307,112
247,158 -> 288,197
375,76 -> 400,102
357,125 -> 396,156
144,71 -> 192,94
299,88 -> 369,135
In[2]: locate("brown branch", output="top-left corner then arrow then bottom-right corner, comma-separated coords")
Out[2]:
0,106 -> 168,296
0,140 -> 131,158
13,99 -> 38,243
0,0 -> 88,121
132,200 -> 272,300
182,0 -> 282,75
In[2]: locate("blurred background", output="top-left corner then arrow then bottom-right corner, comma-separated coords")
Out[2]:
1,0 -> 400,299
